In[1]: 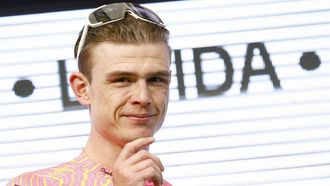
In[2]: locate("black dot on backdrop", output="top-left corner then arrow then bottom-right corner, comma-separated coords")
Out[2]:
299,51 -> 321,71
13,79 -> 35,97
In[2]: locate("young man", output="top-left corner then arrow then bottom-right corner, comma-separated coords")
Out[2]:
7,3 -> 172,186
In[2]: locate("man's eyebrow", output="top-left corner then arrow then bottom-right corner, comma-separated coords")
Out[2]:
106,71 -> 136,78
105,70 -> 171,78
149,70 -> 171,77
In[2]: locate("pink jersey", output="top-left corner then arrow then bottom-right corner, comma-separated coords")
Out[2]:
7,151 -> 172,186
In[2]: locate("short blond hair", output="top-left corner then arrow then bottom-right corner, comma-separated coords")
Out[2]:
74,15 -> 170,82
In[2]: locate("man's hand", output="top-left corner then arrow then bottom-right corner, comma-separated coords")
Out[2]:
112,137 -> 164,186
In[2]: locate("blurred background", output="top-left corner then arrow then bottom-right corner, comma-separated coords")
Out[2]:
0,0 -> 330,185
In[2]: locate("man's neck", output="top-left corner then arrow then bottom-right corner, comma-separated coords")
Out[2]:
84,130 -> 122,169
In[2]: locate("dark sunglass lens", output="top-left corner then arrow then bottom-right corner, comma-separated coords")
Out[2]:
89,4 -> 126,24
92,10 -> 112,23
128,4 -> 163,24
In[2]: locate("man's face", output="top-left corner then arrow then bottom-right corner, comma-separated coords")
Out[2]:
87,42 -> 171,147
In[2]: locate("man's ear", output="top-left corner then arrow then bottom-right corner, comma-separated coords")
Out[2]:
69,72 -> 91,106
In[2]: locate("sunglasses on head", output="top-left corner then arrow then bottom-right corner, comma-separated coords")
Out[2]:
76,2 -> 166,58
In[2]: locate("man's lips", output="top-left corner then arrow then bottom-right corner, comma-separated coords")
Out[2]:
124,113 -> 154,117
123,114 -> 155,121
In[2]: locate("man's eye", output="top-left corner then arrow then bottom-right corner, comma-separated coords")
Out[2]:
149,77 -> 160,82
114,78 -> 129,82
149,77 -> 168,84
106,77 -> 131,85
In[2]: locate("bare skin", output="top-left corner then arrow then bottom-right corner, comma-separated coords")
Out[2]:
112,137 -> 164,186
70,42 -> 171,186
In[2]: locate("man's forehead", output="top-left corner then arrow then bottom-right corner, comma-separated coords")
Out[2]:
91,42 -> 170,58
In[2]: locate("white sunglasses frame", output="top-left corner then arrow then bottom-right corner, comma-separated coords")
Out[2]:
76,3 -> 165,59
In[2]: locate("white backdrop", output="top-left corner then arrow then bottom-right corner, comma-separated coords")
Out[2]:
1,0 -> 330,185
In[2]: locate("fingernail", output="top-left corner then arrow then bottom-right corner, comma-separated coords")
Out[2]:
149,137 -> 155,141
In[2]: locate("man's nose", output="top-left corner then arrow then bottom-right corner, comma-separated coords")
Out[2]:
130,80 -> 151,106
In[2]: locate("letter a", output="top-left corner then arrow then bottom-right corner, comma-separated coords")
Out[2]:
240,42 -> 281,92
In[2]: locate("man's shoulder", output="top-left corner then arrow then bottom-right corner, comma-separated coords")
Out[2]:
6,160 -> 79,186
6,170 -> 50,186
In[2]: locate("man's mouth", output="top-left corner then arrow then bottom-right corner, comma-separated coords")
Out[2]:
124,114 -> 155,122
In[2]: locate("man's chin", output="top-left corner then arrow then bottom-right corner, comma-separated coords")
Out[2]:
128,134 -> 153,141
119,135 -> 152,150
